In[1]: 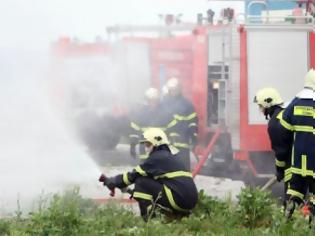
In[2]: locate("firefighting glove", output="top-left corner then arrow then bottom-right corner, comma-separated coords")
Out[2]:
276,167 -> 284,182
130,144 -> 136,159
98,174 -> 106,183
99,174 -> 116,189
103,177 -> 117,191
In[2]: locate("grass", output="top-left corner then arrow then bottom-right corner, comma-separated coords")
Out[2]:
0,187 -> 314,236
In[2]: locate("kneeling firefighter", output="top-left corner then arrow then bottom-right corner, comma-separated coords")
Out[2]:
100,128 -> 198,221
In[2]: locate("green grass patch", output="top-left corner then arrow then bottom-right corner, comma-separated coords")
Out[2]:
1,187 -> 315,235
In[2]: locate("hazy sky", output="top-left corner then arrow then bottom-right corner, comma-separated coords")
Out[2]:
0,0 -> 244,51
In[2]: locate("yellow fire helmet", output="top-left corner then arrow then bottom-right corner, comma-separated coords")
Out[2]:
140,128 -> 179,154
304,68 -> 315,90
144,87 -> 159,100
254,87 -> 284,109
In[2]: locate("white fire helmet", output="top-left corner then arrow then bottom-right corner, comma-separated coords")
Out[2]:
254,88 -> 284,109
140,128 -> 179,154
144,87 -> 159,100
166,77 -> 180,90
304,68 -> 315,90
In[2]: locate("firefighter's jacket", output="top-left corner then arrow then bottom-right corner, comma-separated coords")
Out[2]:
268,106 -> 293,182
113,145 -> 198,211
278,88 -> 315,178
164,95 -> 198,150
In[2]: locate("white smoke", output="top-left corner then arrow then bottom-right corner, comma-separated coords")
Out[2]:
0,50 -> 103,214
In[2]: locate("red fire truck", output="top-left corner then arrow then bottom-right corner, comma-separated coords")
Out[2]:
51,9 -> 315,185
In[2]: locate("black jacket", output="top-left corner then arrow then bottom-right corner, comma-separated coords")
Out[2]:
113,145 -> 198,210
267,106 -> 293,172
163,95 -> 198,149
278,88 -> 315,177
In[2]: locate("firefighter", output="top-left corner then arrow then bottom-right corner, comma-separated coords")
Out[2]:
100,128 -> 198,221
254,87 -> 293,207
277,69 -> 315,220
161,85 -> 169,101
129,87 -> 162,160
164,77 -> 198,171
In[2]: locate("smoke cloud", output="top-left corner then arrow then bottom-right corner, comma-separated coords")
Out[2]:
0,50 -> 103,214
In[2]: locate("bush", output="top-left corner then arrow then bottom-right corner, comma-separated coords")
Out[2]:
193,190 -> 230,217
2,187 -> 315,235
236,187 -> 276,228
25,188 -> 91,236
0,219 -> 11,236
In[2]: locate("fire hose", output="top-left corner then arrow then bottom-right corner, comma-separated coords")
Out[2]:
260,175 -> 277,191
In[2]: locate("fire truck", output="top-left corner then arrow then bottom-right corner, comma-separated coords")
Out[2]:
51,2 -> 315,185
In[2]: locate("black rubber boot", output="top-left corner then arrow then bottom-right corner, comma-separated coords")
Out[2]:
308,203 -> 315,228
285,200 -> 297,221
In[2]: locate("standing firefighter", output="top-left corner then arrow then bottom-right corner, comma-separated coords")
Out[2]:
100,128 -> 198,221
277,69 -> 315,220
164,77 -> 198,171
129,87 -> 162,160
254,88 -> 293,206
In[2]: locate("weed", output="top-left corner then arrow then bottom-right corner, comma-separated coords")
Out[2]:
1,187 -> 315,235
0,219 -> 10,236
236,187 -> 276,228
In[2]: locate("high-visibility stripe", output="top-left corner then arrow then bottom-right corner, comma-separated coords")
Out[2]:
173,142 -> 190,149
133,192 -> 153,201
284,168 -> 291,176
277,110 -> 314,133
293,125 -> 314,133
276,110 -> 284,120
291,133 -> 296,166
163,185 -> 188,212
284,172 -> 292,182
188,123 -> 197,127
290,167 -> 314,177
139,154 -> 149,160
123,172 -> 131,185
279,118 -> 294,131
169,132 -> 180,137
174,112 -> 197,121
129,134 -> 139,138
154,171 -> 192,180
293,106 -> 313,117
284,168 -> 292,182
301,155 -> 307,177
287,189 -> 304,200
275,159 -> 286,168
135,165 -> 147,176
130,122 -> 141,131
166,119 -> 178,129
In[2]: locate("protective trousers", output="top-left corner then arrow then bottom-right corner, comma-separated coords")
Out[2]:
133,177 -> 172,221
286,174 -> 315,219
